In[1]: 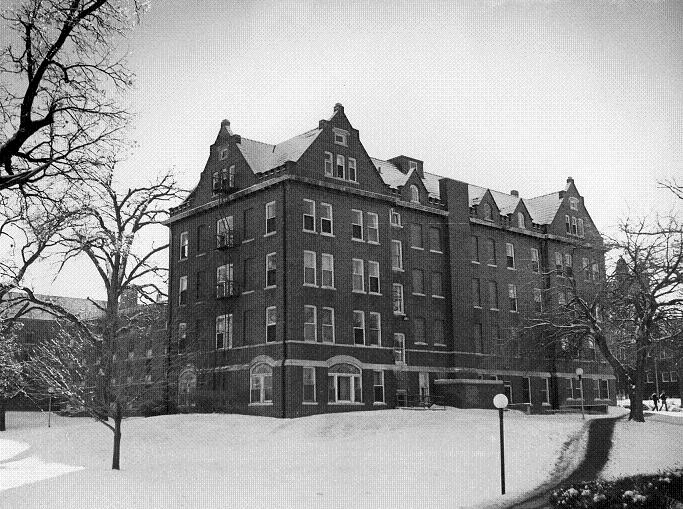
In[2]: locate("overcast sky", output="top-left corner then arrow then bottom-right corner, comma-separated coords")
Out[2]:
28,0 -> 682,299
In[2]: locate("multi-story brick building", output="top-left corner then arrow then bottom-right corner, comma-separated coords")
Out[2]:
166,104 -> 615,417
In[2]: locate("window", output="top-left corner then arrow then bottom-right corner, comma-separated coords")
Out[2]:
368,312 -> 381,346
431,272 -> 443,297
472,236 -> 480,262
303,367 -> 316,403
216,216 -> 234,248
429,227 -> 442,252
434,320 -> 444,345
392,283 -> 404,314
541,378 -> 550,404
472,278 -> 481,307
266,253 -> 277,287
179,231 -> 189,259
368,261 -> 380,294
373,371 -> 385,403
334,129 -> 348,146
303,250 -> 317,286
266,307 -> 277,342
321,307 -> 335,343
391,240 -> 403,270
351,209 -> 363,240
410,185 -> 420,204
558,288 -> 567,305
412,269 -> 424,295
569,197 -> 578,210
243,257 -> 254,291
555,252 -> 563,274
304,305 -> 317,342
482,202 -> 493,221
352,259 -> 365,292
587,338 -> 596,360
336,154 -> 345,179
328,364 -> 361,403
250,364 -> 273,404
564,253 -> 573,277
265,201 -> 276,235
220,148 -> 228,160
321,253 -> 334,288
179,276 -> 188,305
531,248 -> 540,273
571,217 -> 578,235
506,243 -> 515,269
303,199 -> 315,232
196,270 -> 206,300
522,377 -> 531,404
534,288 -> 543,312
178,322 -> 187,351
414,317 -> 426,344
353,311 -> 365,345
646,371 -> 653,383
568,377 -> 582,400
592,262 -> 599,281
577,218 -> 584,237
324,152 -> 333,177
243,208 -> 254,241
410,223 -> 423,249
394,333 -> 405,363
348,157 -> 357,182
320,203 -> 333,235
215,314 -> 232,349
508,284 -> 518,312
367,212 -> 379,243
409,160 -> 418,172
662,371 -> 670,382
216,263 -> 235,298
504,380 -> 513,403
196,225 -> 206,253
565,215 -> 571,234
599,379 -> 609,400
582,257 -> 589,279
390,208 -> 402,227
473,323 -> 482,353
518,212 -> 525,229
487,239 -> 497,265
491,324 -> 501,347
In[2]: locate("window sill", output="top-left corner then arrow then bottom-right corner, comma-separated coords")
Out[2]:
196,252 -> 207,257
373,402 -> 387,406
507,267 -> 516,271
179,257 -> 188,262
411,246 -> 424,251
328,402 -> 363,406
249,402 -> 273,407
490,308 -> 499,312
390,224 -> 403,229
302,401 -> 318,405
432,295 -> 445,299
430,250 -> 443,254
368,241 -> 380,246
392,267 -> 405,272
263,231 -> 276,238
487,264 -> 498,268
242,290 -> 255,295
303,229 -> 317,234
473,306 -> 482,309
369,292 -> 382,296
320,232 -> 335,238
434,343 -> 446,347
414,342 -> 427,346
242,238 -> 255,244
352,290 -> 366,294
351,238 -> 364,243
303,283 -> 318,288
412,293 -> 425,297
394,312 -> 406,317
321,286 -> 336,291
264,286 -> 276,290
471,260 -> 480,265
510,310 -> 518,313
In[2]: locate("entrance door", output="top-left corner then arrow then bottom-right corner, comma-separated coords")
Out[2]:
178,367 -> 197,410
419,372 -> 430,405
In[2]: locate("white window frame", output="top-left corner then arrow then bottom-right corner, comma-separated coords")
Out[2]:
320,203 -> 333,236
555,251 -> 563,273
541,378 -> 550,404
352,258 -> 365,293
391,240 -> 403,271
266,306 -> 277,343
518,212 -> 525,229
250,364 -> 273,404
431,272 -> 444,298
220,148 -> 228,160
429,226 -> 442,253
321,253 -> 335,289
414,317 -> 426,345
351,209 -> 363,240
216,263 -> 234,298
179,231 -> 189,259
571,216 -> 578,235
577,218 -> 584,237
336,154 -> 345,179
368,260 -> 380,295
434,319 -> 445,346
569,197 -> 579,210
390,208 -> 402,227
410,184 -> 420,204
409,160 -> 418,172
324,152 -> 333,177
265,252 -> 277,288
333,129 -> 348,146
392,283 -> 404,315
303,199 -> 316,233
368,312 -> 381,346
348,157 -> 357,182
303,250 -> 317,287
265,201 -> 276,235
531,248 -> 540,273
303,366 -> 316,403
534,288 -> 543,312
373,370 -> 385,403
410,223 -> 423,250
328,367 -> 362,404
353,310 -> 366,345
506,242 -> 515,269
412,268 -> 424,295
321,307 -> 335,343
216,216 -> 234,248
367,212 -> 379,244
179,276 -> 188,305
215,314 -> 232,349
508,283 -> 518,312
394,333 -> 406,363
303,305 -> 317,342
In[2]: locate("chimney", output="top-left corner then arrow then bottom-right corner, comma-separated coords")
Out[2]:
567,177 -> 574,184
510,190 -> 519,197
334,103 -> 344,114
221,119 -> 233,136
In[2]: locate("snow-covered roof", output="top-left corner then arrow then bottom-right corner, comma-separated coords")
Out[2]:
468,185 -> 520,215
0,292 -> 105,321
524,191 -> 564,225
371,158 -> 442,199
237,128 -> 322,174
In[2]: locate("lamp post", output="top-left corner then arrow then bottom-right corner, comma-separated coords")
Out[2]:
47,387 -> 55,428
575,367 -> 585,420
493,393 -> 509,495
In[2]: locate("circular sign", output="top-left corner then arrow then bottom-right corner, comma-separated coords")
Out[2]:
493,393 -> 508,409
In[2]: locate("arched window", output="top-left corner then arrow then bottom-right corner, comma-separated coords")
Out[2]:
410,185 -> 420,204
482,202 -> 493,221
250,363 -> 273,403
328,363 -> 362,403
518,212 -> 525,229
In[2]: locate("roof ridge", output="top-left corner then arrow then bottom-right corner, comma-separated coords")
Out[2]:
238,136 -> 274,148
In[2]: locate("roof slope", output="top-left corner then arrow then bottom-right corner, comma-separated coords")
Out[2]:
237,129 -> 322,174
524,192 -> 563,224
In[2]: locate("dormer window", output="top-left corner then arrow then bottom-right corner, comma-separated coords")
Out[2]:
518,212 -> 525,229
482,202 -> 493,221
220,148 -> 229,160
333,129 -> 348,146
409,161 -> 418,172
569,197 -> 579,211
336,155 -> 345,179
410,185 -> 420,204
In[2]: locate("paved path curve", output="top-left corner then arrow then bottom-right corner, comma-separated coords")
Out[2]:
502,415 -> 625,509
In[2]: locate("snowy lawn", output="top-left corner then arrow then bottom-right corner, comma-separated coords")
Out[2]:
0,409 -> 592,509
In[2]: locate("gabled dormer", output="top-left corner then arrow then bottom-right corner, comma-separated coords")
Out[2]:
388,155 -> 424,179
512,198 -> 533,230
400,168 -> 429,205
475,190 -> 500,224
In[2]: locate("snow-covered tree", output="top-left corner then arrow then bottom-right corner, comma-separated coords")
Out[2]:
0,330 -> 25,431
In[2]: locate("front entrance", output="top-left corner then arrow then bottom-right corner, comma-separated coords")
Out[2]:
177,366 -> 197,410
419,372 -> 430,404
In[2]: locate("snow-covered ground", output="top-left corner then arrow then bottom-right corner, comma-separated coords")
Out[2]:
0,409 -> 589,509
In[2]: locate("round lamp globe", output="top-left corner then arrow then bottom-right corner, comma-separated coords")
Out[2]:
493,393 -> 508,409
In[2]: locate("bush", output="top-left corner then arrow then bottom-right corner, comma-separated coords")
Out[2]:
549,470 -> 683,508
139,399 -> 170,417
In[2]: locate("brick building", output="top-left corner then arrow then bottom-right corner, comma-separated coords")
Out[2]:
166,104 -> 615,417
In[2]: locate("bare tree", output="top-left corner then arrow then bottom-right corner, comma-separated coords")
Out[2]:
522,216 -> 682,422
0,329 -> 24,431
20,169 -> 185,469
0,0 -> 147,191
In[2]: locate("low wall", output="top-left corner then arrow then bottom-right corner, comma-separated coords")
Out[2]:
434,379 -> 505,409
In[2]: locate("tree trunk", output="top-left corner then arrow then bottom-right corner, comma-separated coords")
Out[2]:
0,398 -> 6,432
111,401 -> 122,470
629,378 -> 645,422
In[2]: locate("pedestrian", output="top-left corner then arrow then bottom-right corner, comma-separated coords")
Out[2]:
651,392 -> 659,411
660,391 -> 668,412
